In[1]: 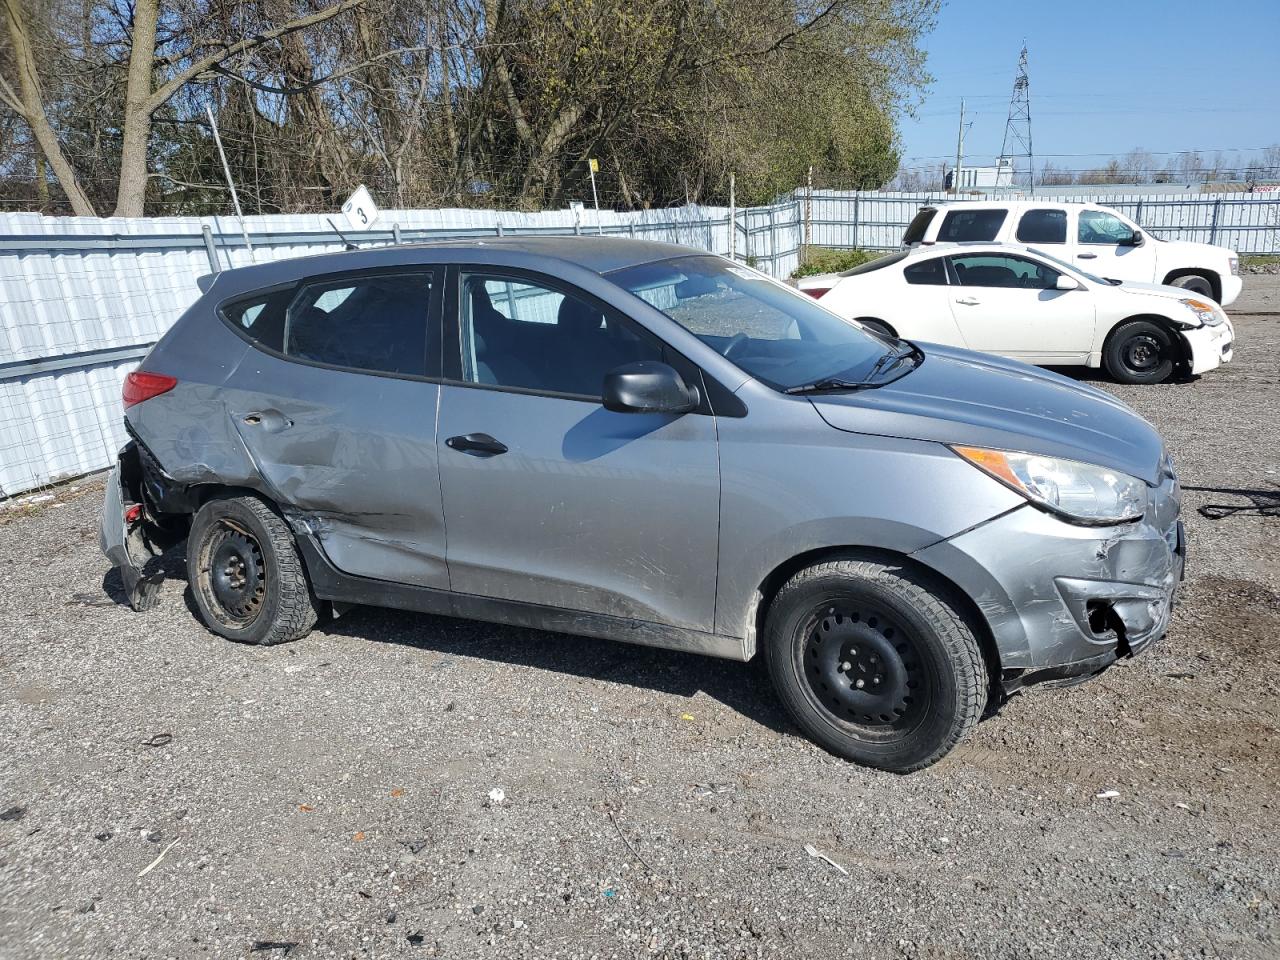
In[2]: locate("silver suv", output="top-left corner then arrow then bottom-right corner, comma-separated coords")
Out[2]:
102,238 -> 1185,772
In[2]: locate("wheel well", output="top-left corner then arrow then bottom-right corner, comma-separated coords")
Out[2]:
1161,267 -> 1221,302
752,545 -> 1004,694
1103,314 -> 1191,367
853,317 -> 897,336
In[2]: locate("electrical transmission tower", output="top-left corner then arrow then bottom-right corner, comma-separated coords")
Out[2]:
999,44 -> 1034,193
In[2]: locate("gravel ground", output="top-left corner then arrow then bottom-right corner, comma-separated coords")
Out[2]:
2,316 -> 1278,960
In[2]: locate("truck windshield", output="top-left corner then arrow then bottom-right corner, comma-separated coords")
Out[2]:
608,256 -> 915,393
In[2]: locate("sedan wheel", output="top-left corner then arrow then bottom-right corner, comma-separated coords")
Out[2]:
1103,319 -> 1176,384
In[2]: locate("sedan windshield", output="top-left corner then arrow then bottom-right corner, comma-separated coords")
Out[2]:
608,256 -> 912,392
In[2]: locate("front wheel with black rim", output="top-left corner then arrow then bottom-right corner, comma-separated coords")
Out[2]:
1103,319 -> 1176,384
1169,274 -> 1215,300
187,494 -> 321,645
764,558 -> 989,773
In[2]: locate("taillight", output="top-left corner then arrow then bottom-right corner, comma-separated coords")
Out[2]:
123,370 -> 177,409
804,287 -> 831,299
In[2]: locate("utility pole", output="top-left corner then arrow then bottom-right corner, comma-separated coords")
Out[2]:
952,98 -> 966,194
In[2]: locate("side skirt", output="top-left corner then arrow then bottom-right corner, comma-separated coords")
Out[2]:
294,534 -> 751,662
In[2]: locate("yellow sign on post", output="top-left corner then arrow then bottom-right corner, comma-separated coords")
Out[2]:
586,159 -> 602,234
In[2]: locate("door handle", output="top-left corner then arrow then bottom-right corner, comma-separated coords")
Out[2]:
1077,253 -> 1098,260
446,433 -> 509,457
954,297 -> 981,306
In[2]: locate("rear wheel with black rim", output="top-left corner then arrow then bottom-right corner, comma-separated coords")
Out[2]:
764,558 -> 988,773
187,494 -> 321,645
1103,319 -> 1176,384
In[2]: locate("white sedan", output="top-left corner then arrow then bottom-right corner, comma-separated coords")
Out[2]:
800,243 -> 1235,384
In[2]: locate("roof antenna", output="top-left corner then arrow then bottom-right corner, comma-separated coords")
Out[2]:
326,217 -> 359,251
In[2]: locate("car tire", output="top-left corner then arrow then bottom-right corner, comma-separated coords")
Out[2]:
187,494 -> 321,645
763,557 -> 988,773
1169,274 -> 1215,300
856,318 -> 896,339
1103,319 -> 1176,384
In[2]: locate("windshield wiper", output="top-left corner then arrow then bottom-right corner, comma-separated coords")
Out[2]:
866,341 -> 924,378
784,377 -> 873,395
785,342 -> 924,396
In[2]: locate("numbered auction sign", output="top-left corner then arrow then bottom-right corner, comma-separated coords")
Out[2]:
341,185 -> 380,230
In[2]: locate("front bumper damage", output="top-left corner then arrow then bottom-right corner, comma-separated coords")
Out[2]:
1182,318 -> 1234,375
99,442 -> 182,611
914,472 -> 1185,693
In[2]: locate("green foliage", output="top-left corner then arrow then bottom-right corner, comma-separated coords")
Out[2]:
791,247 -> 876,279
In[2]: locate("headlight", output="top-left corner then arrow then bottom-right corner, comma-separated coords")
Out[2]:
952,446 -> 1148,525
1180,298 -> 1221,327
1228,256 -> 1239,276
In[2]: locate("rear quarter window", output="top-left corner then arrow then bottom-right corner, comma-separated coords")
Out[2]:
219,287 -> 292,353
937,209 -> 1008,242
902,209 -> 937,245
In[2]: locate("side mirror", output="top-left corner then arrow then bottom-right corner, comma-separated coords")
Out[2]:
602,361 -> 700,415
1055,275 -> 1081,291
1122,229 -> 1145,247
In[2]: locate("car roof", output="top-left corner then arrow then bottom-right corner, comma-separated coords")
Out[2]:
199,235 -> 703,298
923,199 -> 1104,212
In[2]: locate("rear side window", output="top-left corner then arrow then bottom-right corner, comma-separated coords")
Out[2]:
220,288 -> 292,353
902,208 -> 937,244
937,209 -> 1007,242
903,259 -> 948,285
1016,209 -> 1067,244
284,271 -> 435,377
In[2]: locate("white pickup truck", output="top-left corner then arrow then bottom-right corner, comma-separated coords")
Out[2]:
902,200 -> 1242,305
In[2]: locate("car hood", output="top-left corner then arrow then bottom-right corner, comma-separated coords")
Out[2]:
1111,280 -> 1198,300
810,343 -> 1165,484
1156,237 -> 1234,264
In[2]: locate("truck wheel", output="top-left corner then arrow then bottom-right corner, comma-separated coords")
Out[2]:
1103,319 -> 1175,384
764,558 -> 988,773
187,494 -> 321,645
1169,274 -> 1214,300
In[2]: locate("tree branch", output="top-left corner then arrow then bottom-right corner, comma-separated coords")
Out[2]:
145,0 -> 367,114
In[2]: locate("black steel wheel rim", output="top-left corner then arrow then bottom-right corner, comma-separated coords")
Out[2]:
1123,334 -> 1163,372
801,602 -> 930,730
204,522 -> 266,626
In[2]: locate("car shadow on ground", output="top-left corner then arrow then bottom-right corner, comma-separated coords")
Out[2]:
101,548 -> 792,737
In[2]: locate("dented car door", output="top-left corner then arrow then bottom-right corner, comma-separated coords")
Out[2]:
219,267 -> 449,588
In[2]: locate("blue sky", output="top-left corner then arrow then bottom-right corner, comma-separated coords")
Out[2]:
899,0 -> 1280,177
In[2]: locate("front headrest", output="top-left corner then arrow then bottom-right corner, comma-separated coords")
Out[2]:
557,297 -> 604,336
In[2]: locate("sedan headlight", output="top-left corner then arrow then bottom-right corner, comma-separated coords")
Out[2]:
1180,298 -> 1222,327
952,446 -> 1148,525
1228,256 -> 1239,276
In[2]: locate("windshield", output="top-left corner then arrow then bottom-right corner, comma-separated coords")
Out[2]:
1027,247 -> 1111,285
608,256 -> 903,392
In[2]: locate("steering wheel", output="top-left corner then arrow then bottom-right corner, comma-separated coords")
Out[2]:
721,332 -> 749,359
